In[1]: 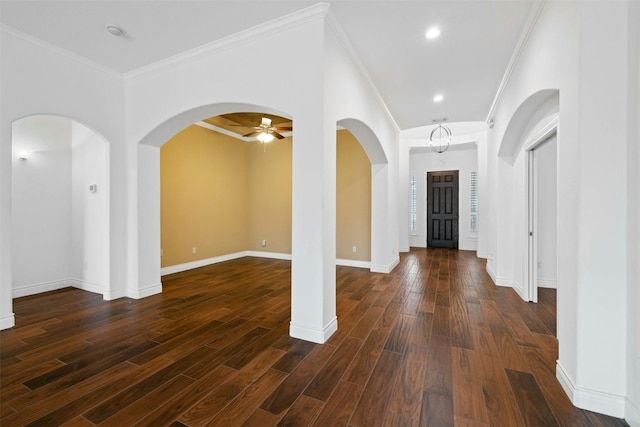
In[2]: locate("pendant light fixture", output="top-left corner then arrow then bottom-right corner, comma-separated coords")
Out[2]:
429,119 -> 451,153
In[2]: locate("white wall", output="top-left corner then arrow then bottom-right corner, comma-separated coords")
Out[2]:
535,136 -> 557,289
71,121 -> 109,296
409,145 -> 478,251
486,0 -> 635,419
11,116 -> 72,296
9,116 -> 110,299
626,2 -> 640,425
1,26 -> 124,328
124,5 -> 398,344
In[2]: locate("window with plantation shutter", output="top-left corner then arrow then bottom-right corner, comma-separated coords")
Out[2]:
470,171 -> 478,234
410,174 -> 417,232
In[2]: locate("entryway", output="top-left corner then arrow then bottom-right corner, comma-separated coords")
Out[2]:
427,170 -> 459,249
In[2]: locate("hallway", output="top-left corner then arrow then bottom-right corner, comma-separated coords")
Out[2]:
0,249 -> 628,426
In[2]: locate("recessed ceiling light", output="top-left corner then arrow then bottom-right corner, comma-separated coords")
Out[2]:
106,25 -> 124,37
433,94 -> 444,102
425,27 -> 440,39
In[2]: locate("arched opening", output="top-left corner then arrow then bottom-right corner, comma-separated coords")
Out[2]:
157,111 -> 294,275
336,128 -> 372,268
498,89 -> 559,320
11,115 -> 110,300
337,118 -> 394,274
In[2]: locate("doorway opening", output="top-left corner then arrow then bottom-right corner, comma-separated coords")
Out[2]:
427,170 -> 459,249
526,129 -> 558,306
11,115 -> 110,299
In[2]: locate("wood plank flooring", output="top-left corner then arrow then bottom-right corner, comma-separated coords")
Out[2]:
0,248 -> 630,426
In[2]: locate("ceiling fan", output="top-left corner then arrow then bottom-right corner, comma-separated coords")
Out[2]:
241,117 -> 292,142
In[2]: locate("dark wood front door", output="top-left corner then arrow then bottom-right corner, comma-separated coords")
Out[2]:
427,170 -> 459,249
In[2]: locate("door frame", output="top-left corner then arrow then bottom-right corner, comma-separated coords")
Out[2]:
426,169 -> 459,249
523,115 -> 558,302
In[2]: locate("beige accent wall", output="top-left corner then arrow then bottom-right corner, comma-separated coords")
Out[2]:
246,138 -> 293,253
160,125 -> 248,266
336,129 -> 371,261
160,126 -> 371,267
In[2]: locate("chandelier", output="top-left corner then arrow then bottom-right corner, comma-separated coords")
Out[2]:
429,119 -> 451,154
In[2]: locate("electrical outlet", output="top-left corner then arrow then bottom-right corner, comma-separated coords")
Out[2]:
352,246 -> 357,253
261,240 -> 267,247
192,247 -> 197,254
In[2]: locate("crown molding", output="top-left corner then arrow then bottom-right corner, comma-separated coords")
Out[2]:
485,0 -> 547,123
0,24 -> 122,79
325,9 -> 401,133
195,120 -> 292,141
195,121 -> 252,141
124,2 -> 330,79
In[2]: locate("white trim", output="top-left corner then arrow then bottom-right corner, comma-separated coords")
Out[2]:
0,314 -> 16,330
557,361 -> 626,418
125,3 -> 330,79
162,251 -> 381,275
290,317 -> 338,344
68,279 -> 104,296
246,251 -> 292,260
195,121 -> 252,141
371,256 -> 400,274
0,24 -> 121,78
627,397 -> 640,427
523,115 -> 559,152
128,283 -> 163,299
325,10 -> 400,133
12,279 -> 71,298
556,361 -> 576,405
485,1 -> 547,123
161,251 -> 247,275
477,251 -> 490,259
103,289 -> 126,301
409,236 -> 425,247
336,259 -> 371,269
487,263 -> 498,284
537,278 -> 557,288
195,121 -> 292,142
512,280 -> 526,301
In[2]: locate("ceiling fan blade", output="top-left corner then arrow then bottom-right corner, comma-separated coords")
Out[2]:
243,131 -> 261,137
273,127 -> 293,131
272,131 -> 286,139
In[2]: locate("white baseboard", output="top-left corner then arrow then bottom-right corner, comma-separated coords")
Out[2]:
409,233 -> 425,247
13,279 -> 72,298
162,251 -> 382,275
161,251 -> 247,275
538,278 -> 557,289
336,258 -> 371,269
128,283 -> 163,299
477,251 -> 490,259
512,280 -> 526,300
0,313 -> 15,330
69,279 -> 104,296
627,396 -> 640,427
557,361 -> 626,418
290,317 -> 338,344
371,256 -> 400,274
486,263 -> 497,284
246,251 -> 292,260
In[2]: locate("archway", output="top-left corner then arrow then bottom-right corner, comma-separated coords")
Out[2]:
337,118 -> 394,274
10,115 -> 110,300
498,89 -> 559,301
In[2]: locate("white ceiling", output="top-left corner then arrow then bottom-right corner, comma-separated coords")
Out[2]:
0,0 -> 534,130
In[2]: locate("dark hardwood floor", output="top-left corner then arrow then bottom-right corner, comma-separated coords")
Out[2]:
0,248 -> 629,426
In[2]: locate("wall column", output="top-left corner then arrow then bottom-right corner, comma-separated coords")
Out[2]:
0,122 -> 15,329
290,111 -> 337,344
